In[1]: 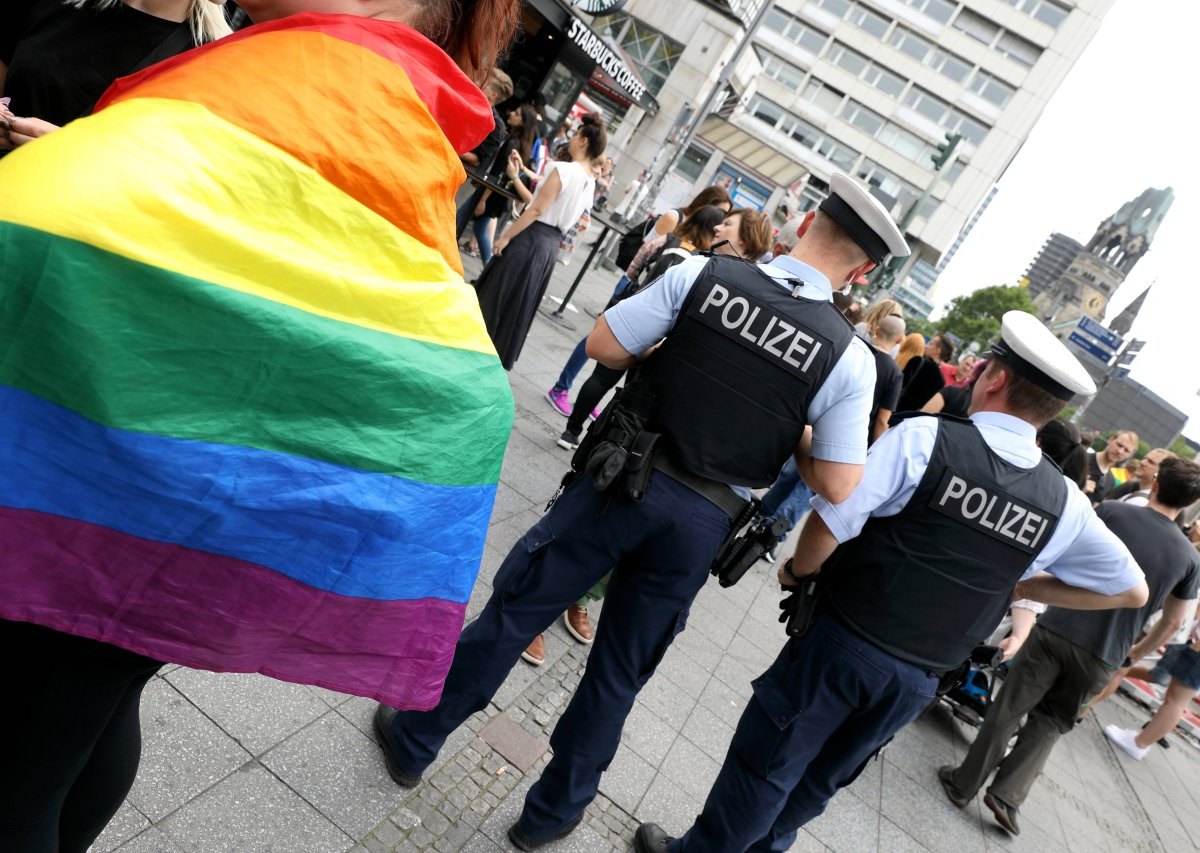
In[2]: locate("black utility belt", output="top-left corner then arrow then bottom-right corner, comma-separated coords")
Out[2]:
650,453 -> 747,520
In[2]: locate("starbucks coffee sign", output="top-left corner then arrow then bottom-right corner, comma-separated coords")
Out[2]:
566,17 -> 647,103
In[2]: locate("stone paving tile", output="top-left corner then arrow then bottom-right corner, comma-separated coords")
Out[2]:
878,817 -> 929,852
260,711 -> 407,838
804,789 -> 883,853
94,802 -> 151,852
599,746 -> 656,814
620,701 -> 680,767
128,677 -> 253,821
157,764 -> 351,853
658,736 -> 722,804
163,668 -> 331,756
879,763 -> 987,853
633,773 -> 703,841
679,703 -> 735,764
112,826 -> 188,853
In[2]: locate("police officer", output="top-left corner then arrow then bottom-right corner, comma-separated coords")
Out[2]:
635,311 -> 1150,853
373,172 -> 909,850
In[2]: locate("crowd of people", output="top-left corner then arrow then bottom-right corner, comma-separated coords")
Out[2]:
3,3 -> 1198,853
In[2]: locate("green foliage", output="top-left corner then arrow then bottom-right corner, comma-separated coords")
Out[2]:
937,285 -> 1038,351
903,315 -> 938,340
1171,436 -> 1198,460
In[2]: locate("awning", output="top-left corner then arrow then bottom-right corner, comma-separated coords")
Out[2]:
528,0 -> 660,114
697,116 -> 808,187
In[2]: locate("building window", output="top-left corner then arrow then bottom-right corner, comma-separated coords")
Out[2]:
755,47 -> 807,93
746,96 -> 860,171
967,69 -> 1015,108
856,159 -> 920,212
809,0 -> 852,17
763,8 -> 830,55
1004,0 -> 1068,28
815,137 -> 860,170
996,31 -> 1041,67
801,78 -> 846,113
676,144 -> 711,183
827,41 -> 868,76
598,14 -> 684,96
846,3 -> 891,38
878,122 -> 931,161
951,8 -> 1001,45
888,25 -> 933,62
927,47 -> 972,83
903,86 -> 950,123
905,86 -> 992,144
862,63 -> 906,97
903,0 -> 957,25
839,99 -> 885,136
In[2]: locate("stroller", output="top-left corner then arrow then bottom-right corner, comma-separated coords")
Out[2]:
941,645 -> 1006,728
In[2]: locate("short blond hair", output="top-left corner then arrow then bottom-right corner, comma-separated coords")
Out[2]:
67,0 -> 231,44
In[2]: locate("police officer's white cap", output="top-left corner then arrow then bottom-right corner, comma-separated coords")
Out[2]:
989,311 -> 1096,401
819,172 -> 910,264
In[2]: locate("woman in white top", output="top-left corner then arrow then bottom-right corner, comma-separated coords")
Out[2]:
476,112 -> 606,369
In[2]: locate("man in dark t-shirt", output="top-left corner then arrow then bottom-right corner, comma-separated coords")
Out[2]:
866,314 -> 904,445
940,456 -> 1200,837
1086,430 -> 1137,504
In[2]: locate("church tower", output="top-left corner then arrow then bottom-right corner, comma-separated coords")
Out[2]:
1032,186 -> 1173,328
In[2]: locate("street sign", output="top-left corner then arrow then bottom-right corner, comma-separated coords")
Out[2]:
1067,331 -> 1114,364
1077,316 -> 1124,351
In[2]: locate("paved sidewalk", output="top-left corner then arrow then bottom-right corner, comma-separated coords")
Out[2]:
93,249 -> 1200,852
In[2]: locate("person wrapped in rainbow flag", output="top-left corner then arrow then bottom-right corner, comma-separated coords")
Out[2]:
0,1 -> 519,848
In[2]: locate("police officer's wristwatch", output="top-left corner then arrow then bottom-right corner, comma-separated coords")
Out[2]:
782,557 -> 803,584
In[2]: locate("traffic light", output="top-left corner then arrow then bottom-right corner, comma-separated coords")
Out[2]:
930,132 -> 962,171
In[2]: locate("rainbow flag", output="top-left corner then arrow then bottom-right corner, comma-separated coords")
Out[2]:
0,15 -> 514,709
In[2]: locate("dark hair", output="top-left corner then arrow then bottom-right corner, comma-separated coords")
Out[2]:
410,0 -> 522,86
1155,457 -> 1200,509
575,112 -> 607,160
674,206 -> 725,252
682,186 -> 732,217
509,104 -> 539,164
727,208 -> 773,260
1038,418 -> 1087,488
932,335 -> 955,363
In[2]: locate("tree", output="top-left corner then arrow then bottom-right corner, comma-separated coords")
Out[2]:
937,285 -> 1038,352
1170,436 -> 1198,460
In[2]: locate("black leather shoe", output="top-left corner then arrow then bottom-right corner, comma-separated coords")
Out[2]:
372,705 -> 422,788
506,818 -> 581,851
635,822 -> 674,853
936,765 -> 969,809
984,792 -> 1020,836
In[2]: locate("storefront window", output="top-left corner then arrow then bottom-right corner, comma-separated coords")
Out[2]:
598,14 -> 684,97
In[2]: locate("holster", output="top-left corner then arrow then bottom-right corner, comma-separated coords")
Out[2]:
575,382 -> 661,500
780,575 -> 821,639
709,506 -> 790,588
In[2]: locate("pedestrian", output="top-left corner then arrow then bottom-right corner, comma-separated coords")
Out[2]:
1086,430 -> 1138,503
454,66 -> 513,237
0,0 -> 521,849
1,0 -> 230,152
544,185 -> 732,417
376,171 -> 909,851
555,204 -> 729,451
474,112 -> 605,369
939,455 -> 1200,836
867,313 -> 905,445
463,102 -> 538,262
896,332 -> 946,412
635,311 -> 1149,853
1107,447 -> 1175,505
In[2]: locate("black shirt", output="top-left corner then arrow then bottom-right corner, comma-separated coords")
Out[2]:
466,107 -> 505,177
896,356 -> 945,413
1040,502 -> 1200,667
868,346 -> 901,445
1,0 -> 195,127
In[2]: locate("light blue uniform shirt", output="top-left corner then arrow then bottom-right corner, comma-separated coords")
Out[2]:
604,254 -> 875,465
812,410 -> 1145,595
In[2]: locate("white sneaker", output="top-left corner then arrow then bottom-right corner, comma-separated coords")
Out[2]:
1104,724 -> 1150,760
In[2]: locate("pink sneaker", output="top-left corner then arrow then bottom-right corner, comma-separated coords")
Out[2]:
546,388 -> 572,417
589,407 -> 601,421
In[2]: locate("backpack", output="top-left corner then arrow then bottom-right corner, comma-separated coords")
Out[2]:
615,214 -> 657,270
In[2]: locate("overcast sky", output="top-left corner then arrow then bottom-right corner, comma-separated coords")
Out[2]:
931,0 -> 1199,439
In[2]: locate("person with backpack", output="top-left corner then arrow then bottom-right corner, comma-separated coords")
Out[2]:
545,185 -> 732,417
555,205 -> 762,452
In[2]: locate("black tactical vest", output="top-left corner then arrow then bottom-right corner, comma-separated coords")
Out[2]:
634,255 -> 854,487
823,415 -> 1069,672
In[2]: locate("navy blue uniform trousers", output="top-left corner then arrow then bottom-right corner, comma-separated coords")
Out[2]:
385,471 -> 732,841
671,614 -> 939,852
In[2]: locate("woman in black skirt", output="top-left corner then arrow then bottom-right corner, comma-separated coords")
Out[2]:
476,112 -> 607,369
